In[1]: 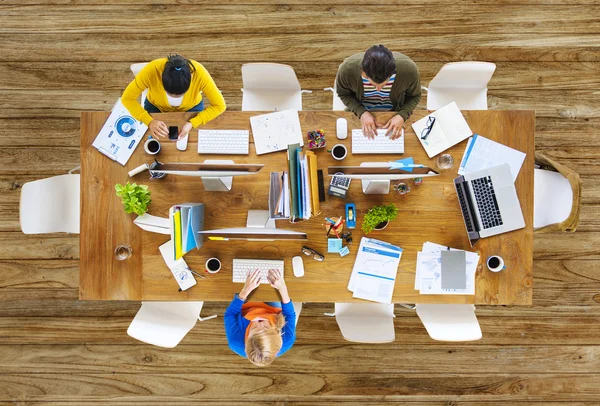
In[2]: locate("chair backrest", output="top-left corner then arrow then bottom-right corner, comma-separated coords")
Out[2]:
127,301 -> 205,348
242,63 -> 301,92
130,63 -> 149,105
330,82 -> 346,111
429,62 -> 496,90
415,304 -> 482,342
20,174 -> 80,234
534,168 -> 573,229
333,303 -> 395,343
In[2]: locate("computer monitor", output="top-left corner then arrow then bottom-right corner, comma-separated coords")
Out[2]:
328,162 -> 439,194
149,160 -> 264,191
198,210 -> 308,242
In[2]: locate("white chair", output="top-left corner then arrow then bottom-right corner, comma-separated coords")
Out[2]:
323,83 -> 346,111
415,304 -> 482,342
127,301 -> 217,348
534,168 -> 573,229
423,62 -> 496,110
19,169 -> 80,234
130,62 -> 149,106
241,63 -> 311,111
324,303 -> 395,343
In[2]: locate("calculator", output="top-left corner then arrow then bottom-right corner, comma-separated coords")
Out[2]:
328,173 -> 352,198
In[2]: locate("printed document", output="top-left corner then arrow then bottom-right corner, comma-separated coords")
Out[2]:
349,238 -> 403,303
458,134 -> 526,182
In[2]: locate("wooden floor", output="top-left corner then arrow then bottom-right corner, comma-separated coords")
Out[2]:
1,0 -> 599,404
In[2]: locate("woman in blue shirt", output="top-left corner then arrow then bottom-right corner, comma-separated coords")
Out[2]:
224,269 -> 296,367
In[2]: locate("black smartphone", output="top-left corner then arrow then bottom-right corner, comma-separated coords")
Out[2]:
168,126 -> 179,140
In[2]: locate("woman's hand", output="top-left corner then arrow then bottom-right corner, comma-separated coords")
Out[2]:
148,120 -> 168,138
178,121 -> 193,140
239,268 -> 262,300
267,269 -> 291,303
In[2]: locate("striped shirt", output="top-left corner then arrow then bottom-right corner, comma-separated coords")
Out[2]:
362,73 -> 396,111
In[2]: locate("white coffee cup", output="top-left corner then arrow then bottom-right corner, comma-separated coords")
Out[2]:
144,137 -> 161,155
486,255 -> 506,272
331,144 -> 347,160
205,257 -> 221,274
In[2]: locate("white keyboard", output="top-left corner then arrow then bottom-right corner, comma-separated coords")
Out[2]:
197,129 -> 249,155
351,129 -> 404,154
232,259 -> 284,284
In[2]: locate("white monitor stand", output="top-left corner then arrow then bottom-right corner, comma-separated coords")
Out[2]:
246,210 -> 276,229
360,162 -> 391,195
201,159 -> 234,191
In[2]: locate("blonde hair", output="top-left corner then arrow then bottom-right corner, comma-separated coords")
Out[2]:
245,314 -> 286,367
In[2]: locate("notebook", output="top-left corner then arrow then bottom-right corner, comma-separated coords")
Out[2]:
411,101 -> 473,158
250,109 -> 304,155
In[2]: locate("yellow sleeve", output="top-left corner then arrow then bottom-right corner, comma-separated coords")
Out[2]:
189,63 -> 226,128
122,65 -> 155,126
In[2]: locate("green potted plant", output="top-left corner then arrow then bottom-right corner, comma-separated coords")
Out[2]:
115,182 -> 152,216
362,203 -> 398,234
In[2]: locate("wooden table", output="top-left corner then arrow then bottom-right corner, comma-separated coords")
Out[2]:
80,110 -> 534,304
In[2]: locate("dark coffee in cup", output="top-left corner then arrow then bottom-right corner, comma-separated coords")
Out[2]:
207,258 -> 220,271
487,257 -> 500,268
147,139 -> 160,153
332,144 -> 347,160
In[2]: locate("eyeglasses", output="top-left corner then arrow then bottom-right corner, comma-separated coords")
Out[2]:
301,246 -> 324,261
420,116 -> 436,140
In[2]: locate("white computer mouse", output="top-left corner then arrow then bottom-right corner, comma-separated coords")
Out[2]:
336,118 -> 348,139
176,134 -> 188,151
292,256 -> 304,277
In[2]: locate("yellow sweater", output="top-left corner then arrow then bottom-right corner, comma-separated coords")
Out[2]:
122,58 -> 226,128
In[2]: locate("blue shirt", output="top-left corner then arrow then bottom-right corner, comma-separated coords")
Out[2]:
224,294 -> 297,357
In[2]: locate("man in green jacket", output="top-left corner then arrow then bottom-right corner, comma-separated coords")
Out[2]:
335,45 -> 421,139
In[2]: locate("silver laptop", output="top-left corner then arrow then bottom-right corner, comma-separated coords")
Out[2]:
454,163 -> 525,246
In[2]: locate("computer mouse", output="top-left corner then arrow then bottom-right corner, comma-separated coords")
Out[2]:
336,118 -> 348,140
292,256 -> 304,277
176,134 -> 188,151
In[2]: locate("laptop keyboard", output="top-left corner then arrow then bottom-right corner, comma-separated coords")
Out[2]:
471,176 -> 503,229
456,184 -> 475,232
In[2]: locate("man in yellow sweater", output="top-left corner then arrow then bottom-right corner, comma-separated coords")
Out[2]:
122,54 -> 226,139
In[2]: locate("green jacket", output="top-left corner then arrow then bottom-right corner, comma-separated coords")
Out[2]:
335,52 -> 421,121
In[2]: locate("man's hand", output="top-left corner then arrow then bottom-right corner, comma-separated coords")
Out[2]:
178,122 -> 193,140
360,112 -> 377,139
148,120 -> 168,138
382,115 -> 405,140
239,268 -> 262,300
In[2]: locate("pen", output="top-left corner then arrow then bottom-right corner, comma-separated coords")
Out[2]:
189,269 -> 206,279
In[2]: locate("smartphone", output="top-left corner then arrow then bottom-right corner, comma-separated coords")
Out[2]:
168,126 -> 179,140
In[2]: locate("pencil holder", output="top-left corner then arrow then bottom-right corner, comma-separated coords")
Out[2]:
307,129 -> 327,149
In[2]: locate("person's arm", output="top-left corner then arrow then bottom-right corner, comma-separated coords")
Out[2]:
278,299 -> 297,355
223,294 -> 248,357
395,66 -> 422,121
122,66 -> 155,127
335,70 -> 367,119
189,64 -> 226,128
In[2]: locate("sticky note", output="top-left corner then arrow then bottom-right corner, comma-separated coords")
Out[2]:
339,246 -> 350,257
328,238 -> 343,253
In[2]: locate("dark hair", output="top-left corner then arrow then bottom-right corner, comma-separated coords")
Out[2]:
162,54 -> 195,95
360,45 -> 396,84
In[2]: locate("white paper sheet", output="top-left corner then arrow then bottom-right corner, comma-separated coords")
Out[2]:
250,109 -> 304,155
458,134 -> 527,182
411,101 -> 472,158
159,240 -> 197,291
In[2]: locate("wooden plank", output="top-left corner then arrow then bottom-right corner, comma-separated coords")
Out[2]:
534,232 -> 600,259
79,110 -> 535,304
1,5 -> 599,35
0,259 -> 78,289
2,314 -> 599,345
4,0 -> 600,5
0,233 -> 78,260
535,147 -> 600,176
3,62 -> 600,92
0,344 -> 599,374
0,33 -> 598,62
0,118 -> 80,146
0,146 -> 79,175
0,373 -> 600,400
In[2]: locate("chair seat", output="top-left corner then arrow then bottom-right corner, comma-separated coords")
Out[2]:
534,168 -> 573,229
241,89 -> 303,111
416,304 -> 482,342
334,303 -> 395,343
426,88 -> 488,111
